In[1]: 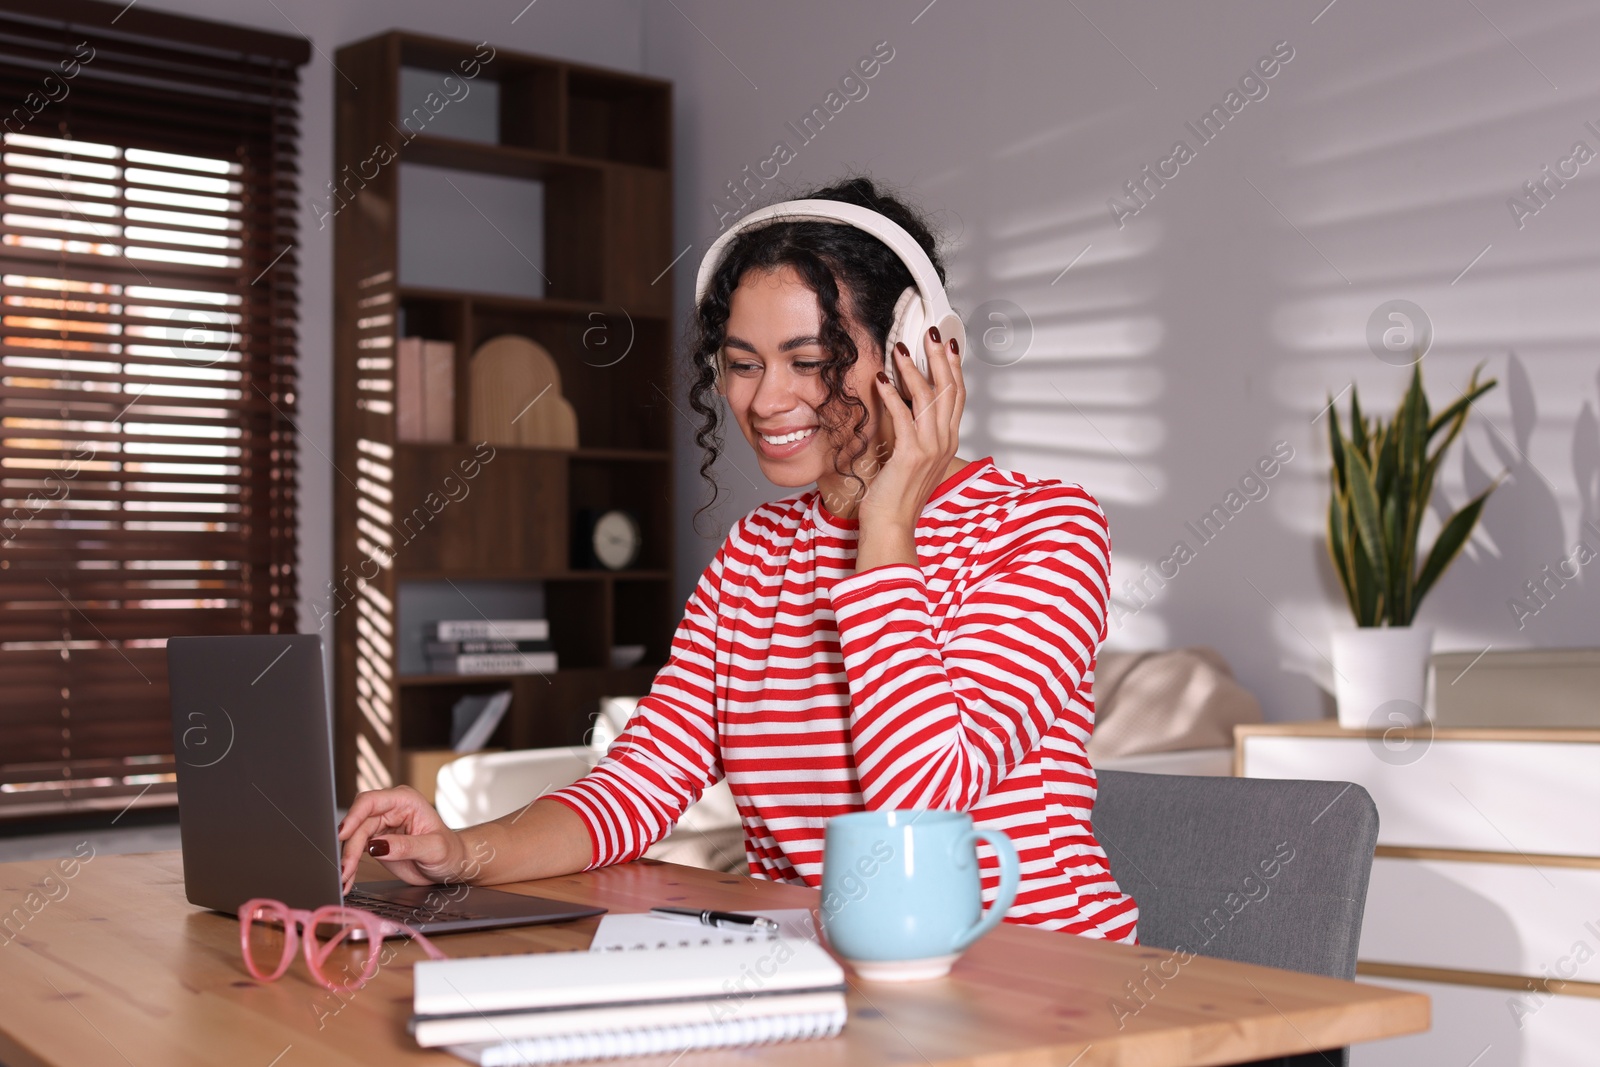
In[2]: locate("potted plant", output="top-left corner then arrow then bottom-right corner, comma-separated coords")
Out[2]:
1325,360 -> 1500,727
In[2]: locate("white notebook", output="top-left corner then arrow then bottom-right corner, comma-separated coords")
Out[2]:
587,908 -> 816,952
413,937 -> 847,1063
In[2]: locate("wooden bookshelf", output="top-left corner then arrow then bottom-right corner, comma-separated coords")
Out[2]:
331,31 -> 674,802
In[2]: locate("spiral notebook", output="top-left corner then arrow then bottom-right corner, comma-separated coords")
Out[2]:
446,1007 -> 847,1066
413,935 -> 847,1066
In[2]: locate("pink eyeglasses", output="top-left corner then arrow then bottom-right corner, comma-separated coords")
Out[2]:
238,898 -> 447,992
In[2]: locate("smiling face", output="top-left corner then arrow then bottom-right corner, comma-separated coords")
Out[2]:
719,264 -> 893,492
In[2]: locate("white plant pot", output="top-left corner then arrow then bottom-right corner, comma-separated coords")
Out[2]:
1330,625 -> 1433,730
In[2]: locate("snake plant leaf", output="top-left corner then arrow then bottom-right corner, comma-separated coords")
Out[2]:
1350,530 -> 1384,626
1423,366 -> 1496,504
1374,415 -> 1399,501
1399,366 -> 1426,486
1328,487 -> 1356,616
1350,385 -> 1368,456
1344,448 -> 1390,603
1426,364 -> 1495,445
1328,397 -> 1347,493
1413,480 -> 1501,606
1382,492 -> 1407,623
1410,457 -> 1438,548
1397,486 -> 1424,625
1395,368 -> 1430,624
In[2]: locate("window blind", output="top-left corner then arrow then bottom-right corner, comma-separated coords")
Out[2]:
0,0 -> 308,818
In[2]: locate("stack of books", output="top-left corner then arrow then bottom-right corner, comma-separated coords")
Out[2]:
411,937 -> 847,1065
427,618 -> 556,676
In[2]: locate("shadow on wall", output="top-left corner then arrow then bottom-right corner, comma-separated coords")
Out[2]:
938,103 -> 1173,648
1424,353 -> 1600,643
928,4 -> 1600,704
1259,1 -> 1600,686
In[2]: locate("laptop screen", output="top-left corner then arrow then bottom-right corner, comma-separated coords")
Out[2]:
168,634 -> 344,913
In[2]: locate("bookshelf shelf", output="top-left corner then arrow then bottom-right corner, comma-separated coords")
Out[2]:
394,568 -> 674,582
332,30 -> 675,803
393,442 -> 671,462
402,133 -> 596,180
396,286 -> 672,323
397,664 -> 665,752
399,672 -> 537,687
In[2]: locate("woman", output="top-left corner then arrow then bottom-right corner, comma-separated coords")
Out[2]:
339,176 -> 1139,943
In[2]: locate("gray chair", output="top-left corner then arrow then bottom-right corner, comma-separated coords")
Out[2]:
1092,770 -> 1380,1067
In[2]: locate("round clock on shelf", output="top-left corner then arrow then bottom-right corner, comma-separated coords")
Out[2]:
574,508 -> 643,571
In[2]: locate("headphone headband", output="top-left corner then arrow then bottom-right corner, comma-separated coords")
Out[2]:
694,199 -> 950,315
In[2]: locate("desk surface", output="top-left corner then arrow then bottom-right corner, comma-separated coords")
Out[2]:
0,851 -> 1427,1067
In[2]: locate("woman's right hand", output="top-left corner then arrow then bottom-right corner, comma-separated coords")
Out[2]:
337,785 -> 470,893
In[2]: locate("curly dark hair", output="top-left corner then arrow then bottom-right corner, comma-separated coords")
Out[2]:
683,174 -> 948,536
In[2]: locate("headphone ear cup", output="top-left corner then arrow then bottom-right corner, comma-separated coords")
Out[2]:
937,311 -> 967,369
886,286 -> 926,393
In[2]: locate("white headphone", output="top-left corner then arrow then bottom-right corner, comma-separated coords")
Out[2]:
693,199 -> 967,395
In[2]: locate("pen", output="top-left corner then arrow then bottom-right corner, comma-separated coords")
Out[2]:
651,906 -> 781,932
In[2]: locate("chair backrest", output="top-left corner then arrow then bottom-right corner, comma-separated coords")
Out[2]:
1092,770 -> 1379,981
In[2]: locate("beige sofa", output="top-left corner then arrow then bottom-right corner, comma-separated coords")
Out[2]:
1088,646 -> 1260,776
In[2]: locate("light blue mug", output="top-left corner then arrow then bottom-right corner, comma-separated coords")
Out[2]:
818,809 -> 1021,981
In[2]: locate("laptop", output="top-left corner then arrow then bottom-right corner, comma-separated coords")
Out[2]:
167,633 -> 605,934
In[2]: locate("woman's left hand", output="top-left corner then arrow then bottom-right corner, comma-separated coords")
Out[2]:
859,324 -> 965,531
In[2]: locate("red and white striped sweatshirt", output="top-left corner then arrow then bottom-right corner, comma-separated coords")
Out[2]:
548,455 -> 1139,942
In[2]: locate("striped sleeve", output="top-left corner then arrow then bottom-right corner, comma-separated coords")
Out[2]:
828,485 -> 1110,812
544,522 -> 736,869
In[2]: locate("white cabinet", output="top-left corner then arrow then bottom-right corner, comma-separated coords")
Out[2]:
1362,858 -> 1600,981
1344,976 -> 1600,1067
1239,733 -> 1600,854
1237,723 -> 1600,1067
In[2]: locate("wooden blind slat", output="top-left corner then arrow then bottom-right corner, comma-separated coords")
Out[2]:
0,2 -> 310,64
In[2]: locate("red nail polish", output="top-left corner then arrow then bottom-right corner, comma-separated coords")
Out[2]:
929,325 -> 941,343
894,341 -> 909,359
876,371 -> 890,385
949,338 -> 959,356
367,839 -> 389,857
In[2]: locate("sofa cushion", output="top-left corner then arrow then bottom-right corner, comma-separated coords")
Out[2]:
1086,646 -> 1262,760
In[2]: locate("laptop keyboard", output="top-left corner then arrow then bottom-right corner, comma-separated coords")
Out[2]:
345,889 -> 482,924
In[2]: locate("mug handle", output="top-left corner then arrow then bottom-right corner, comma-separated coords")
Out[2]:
949,827 -> 1020,953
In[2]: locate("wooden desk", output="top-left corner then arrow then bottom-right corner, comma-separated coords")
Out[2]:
0,851 -> 1426,1066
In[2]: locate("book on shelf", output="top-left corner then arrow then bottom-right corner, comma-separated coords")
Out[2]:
397,337 -> 455,443
397,337 -> 424,441
428,651 -> 557,676
410,937 -> 847,1064
433,618 -> 549,641
423,340 -> 454,442
425,638 -> 553,657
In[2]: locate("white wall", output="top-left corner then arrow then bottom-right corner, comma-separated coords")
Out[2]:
140,0 -> 1600,723
137,0 -> 645,642
644,0 -> 1600,721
